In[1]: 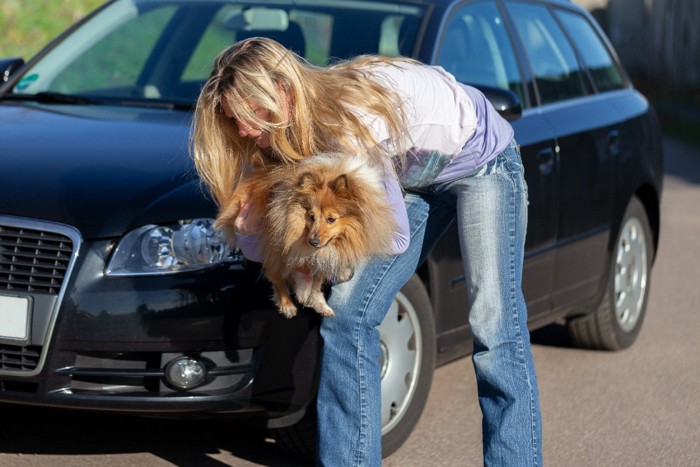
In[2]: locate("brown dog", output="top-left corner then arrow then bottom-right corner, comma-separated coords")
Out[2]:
216,153 -> 397,318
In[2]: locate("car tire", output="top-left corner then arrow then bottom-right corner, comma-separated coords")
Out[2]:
379,273 -> 436,457
567,196 -> 653,350
271,274 -> 436,460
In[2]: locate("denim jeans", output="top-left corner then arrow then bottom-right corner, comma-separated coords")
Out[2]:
316,144 -> 542,466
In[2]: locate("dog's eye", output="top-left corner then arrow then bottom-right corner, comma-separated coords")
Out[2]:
308,213 -> 315,222
326,217 -> 336,224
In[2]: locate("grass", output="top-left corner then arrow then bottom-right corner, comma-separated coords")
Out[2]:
0,0 -> 105,60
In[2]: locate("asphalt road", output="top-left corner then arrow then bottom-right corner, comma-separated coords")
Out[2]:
1,136 -> 699,467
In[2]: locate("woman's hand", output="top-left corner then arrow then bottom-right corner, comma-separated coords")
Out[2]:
234,199 -> 264,236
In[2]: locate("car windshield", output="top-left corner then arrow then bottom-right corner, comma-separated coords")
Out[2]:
9,0 -> 424,107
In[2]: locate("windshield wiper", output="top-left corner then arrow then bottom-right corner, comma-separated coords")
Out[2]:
1,91 -> 193,111
108,99 -> 194,111
1,91 -> 103,105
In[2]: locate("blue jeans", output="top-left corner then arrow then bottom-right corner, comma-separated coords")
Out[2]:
316,144 -> 542,466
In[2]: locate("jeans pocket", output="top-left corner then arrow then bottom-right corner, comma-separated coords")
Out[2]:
401,151 -> 454,189
501,144 -> 524,174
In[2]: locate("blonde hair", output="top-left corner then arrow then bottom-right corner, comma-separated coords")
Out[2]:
191,37 -> 411,206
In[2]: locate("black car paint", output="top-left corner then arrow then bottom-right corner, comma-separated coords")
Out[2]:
0,0 -> 662,428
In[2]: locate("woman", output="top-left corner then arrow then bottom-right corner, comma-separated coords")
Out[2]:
192,37 -> 542,466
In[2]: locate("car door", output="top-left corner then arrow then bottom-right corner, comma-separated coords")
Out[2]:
505,0 -> 623,310
431,0 -> 557,335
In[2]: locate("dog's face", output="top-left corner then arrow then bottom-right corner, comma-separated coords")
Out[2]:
295,171 -> 358,249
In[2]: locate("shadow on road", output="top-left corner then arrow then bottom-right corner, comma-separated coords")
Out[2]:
0,404 -> 311,467
529,323 -> 573,348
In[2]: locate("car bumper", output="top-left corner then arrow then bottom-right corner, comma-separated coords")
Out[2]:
0,217 -> 320,424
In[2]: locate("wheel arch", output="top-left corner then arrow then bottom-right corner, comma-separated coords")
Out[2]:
634,183 -> 661,264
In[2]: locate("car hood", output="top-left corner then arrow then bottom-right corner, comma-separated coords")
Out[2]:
0,102 -> 216,239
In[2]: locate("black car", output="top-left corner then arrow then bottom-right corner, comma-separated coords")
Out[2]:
0,0 -> 662,459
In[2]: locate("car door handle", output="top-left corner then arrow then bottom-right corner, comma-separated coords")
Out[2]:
537,147 -> 555,175
607,129 -> 620,156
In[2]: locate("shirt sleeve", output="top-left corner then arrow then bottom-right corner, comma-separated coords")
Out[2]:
383,168 -> 411,255
235,232 -> 264,263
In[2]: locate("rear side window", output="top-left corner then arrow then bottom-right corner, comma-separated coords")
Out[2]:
555,9 -> 625,92
436,0 -> 524,105
508,1 -> 589,105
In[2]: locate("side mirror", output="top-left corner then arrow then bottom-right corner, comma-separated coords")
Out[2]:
476,85 -> 522,121
0,57 -> 25,84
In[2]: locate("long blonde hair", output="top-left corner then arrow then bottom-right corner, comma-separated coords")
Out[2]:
191,37 -> 411,206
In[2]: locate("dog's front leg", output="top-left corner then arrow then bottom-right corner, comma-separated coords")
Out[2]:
335,267 -> 355,283
307,275 -> 335,317
290,269 -> 313,304
268,273 -> 298,318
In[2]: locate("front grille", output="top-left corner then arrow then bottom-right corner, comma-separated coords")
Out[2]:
0,216 -> 81,378
0,343 -> 41,371
0,225 -> 73,294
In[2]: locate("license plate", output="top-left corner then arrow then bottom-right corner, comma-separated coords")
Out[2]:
0,294 -> 31,341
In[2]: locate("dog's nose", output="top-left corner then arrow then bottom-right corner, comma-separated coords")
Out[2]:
309,237 -> 321,248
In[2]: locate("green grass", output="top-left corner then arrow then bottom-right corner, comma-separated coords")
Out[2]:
0,0 -> 105,60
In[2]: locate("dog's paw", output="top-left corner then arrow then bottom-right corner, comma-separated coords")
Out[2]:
278,304 -> 298,319
315,305 -> 335,317
336,268 -> 354,283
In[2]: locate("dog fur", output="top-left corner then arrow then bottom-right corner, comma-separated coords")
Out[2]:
216,153 -> 397,318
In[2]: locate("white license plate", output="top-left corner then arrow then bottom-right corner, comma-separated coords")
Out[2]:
0,294 -> 31,341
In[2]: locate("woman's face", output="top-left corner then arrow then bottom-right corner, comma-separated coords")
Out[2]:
221,86 -> 290,150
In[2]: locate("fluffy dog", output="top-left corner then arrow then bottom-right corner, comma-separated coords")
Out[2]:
216,153 -> 397,318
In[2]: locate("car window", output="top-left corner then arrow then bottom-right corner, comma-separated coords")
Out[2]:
436,0 -> 525,105
554,9 -> 625,93
183,3 -> 425,87
13,0 -> 424,104
45,6 -> 178,96
507,1 -> 589,105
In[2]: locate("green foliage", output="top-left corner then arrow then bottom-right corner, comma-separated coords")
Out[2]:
0,0 -> 105,59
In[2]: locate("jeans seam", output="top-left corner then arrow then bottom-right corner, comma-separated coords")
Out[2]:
508,169 -> 540,467
354,266 -> 389,466
352,206 -> 430,466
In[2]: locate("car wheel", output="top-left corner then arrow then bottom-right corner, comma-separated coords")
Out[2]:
271,274 -> 436,460
379,274 -> 436,457
567,196 -> 653,350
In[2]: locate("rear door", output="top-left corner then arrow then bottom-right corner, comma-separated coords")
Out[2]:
505,0 -> 626,311
432,0 -> 557,330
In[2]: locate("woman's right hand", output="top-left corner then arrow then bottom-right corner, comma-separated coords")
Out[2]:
234,199 -> 264,236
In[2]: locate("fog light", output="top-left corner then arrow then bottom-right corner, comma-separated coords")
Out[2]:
164,356 -> 209,390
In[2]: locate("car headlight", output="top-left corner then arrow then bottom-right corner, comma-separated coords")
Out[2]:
106,218 -> 240,276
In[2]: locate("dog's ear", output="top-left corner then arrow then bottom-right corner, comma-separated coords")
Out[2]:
298,171 -> 320,190
329,174 -> 351,194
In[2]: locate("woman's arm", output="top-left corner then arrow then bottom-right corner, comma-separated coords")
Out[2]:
231,198 -> 265,262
